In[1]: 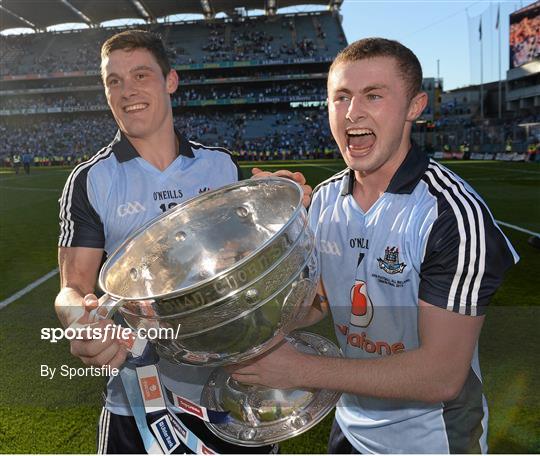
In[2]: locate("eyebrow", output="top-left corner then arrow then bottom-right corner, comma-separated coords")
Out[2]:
105,65 -> 155,81
332,84 -> 389,94
362,84 -> 388,93
130,65 -> 155,73
333,87 -> 352,94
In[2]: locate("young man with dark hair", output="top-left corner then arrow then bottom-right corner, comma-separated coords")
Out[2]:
231,38 -> 519,454
55,29 -> 308,454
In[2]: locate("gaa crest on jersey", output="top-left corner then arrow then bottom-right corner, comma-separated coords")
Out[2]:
349,280 -> 373,327
117,201 -> 146,217
377,246 -> 406,274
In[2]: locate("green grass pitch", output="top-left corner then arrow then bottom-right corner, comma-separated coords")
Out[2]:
0,160 -> 538,453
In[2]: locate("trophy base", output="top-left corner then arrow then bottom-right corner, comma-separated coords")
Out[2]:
200,331 -> 341,446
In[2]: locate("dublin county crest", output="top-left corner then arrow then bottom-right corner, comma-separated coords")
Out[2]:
377,247 -> 406,274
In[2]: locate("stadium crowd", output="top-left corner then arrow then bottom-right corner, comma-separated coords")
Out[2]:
0,33 -> 102,76
1,94 -> 107,111
1,80 -> 326,111
178,81 -> 325,102
1,13 -> 341,76
0,117 -> 115,165
178,67 -> 318,83
197,24 -> 320,63
0,107 -> 336,165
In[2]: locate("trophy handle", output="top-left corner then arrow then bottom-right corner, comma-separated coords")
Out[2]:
89,293 -> 125,322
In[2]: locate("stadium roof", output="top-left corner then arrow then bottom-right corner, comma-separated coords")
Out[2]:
0,0 -> 343,32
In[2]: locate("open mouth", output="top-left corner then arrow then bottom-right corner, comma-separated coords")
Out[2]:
123,103 -> 148,113
347,128 -> 376,152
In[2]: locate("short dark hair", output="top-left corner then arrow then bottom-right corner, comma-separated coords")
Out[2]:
329,38 -> 423,99
101,30 -> 171,78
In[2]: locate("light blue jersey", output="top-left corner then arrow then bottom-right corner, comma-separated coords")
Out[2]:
308,145 -> 518,454
59,129 -> 241,415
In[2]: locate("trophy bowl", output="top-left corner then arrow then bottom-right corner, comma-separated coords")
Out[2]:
120,252 -> 318,365
97,178 -> 318,366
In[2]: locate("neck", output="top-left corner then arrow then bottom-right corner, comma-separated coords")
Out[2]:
126,119 -> 178,171
353,136 -> 411,212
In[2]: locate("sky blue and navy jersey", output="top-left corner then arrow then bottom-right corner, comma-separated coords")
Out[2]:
308,145 -> 518,454
58,129 -> 241,415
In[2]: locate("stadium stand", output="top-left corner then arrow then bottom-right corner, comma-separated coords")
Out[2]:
2,3 -> 536,165
0,10 -> 344,163
0,13 -> 341,75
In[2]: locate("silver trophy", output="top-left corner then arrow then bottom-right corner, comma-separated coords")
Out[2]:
96,178 -> 340,445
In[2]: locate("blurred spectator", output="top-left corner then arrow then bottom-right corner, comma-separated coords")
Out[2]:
22,152 -> 32,174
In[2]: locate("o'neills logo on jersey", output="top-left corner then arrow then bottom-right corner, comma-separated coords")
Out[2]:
153,189 -> 183,201
350,280 -> 373,327
336,324 -> 406,355
377,246 -> 406,274
117,201 -> 146,217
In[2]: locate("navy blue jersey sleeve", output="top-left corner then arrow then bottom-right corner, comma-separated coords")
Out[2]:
58,165 -> 104,248
419,190 -> 518,317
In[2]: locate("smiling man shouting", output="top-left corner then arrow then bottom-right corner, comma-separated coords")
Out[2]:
231,38 -> 519,454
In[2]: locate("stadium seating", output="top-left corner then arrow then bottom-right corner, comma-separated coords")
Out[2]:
0,13 -> 342,76
0,11 -> 343,161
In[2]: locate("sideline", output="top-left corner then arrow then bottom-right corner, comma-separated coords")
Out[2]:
0,169 -> 71,181
0,185 -> 61,192
0,268 -> 59,310
448,164 -> 540,176
467,176 -> 538,181
496,221 -> 539,237
241,163 -> 344,173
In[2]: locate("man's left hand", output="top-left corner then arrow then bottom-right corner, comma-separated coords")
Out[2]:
251,167 -> 312,208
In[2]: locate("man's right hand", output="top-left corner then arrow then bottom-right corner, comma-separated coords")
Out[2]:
68,294 -> 127,370
251,167 -> 312,208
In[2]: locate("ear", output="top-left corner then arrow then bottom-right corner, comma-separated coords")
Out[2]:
166,69 -> 179,94
406,91 -> 428,122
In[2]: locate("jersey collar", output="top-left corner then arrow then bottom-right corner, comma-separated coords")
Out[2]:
111,128 -> 195,163
340,143 -> 429,196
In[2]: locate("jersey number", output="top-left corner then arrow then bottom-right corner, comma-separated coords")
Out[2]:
159,202 -> 177,213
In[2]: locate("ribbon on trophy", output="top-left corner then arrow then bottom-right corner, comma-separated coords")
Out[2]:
122,331 -> 229,422
89,314 -> 229,454
121,331 -> 231,454
133,364 -> 219,454
165,387 -> 231,424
